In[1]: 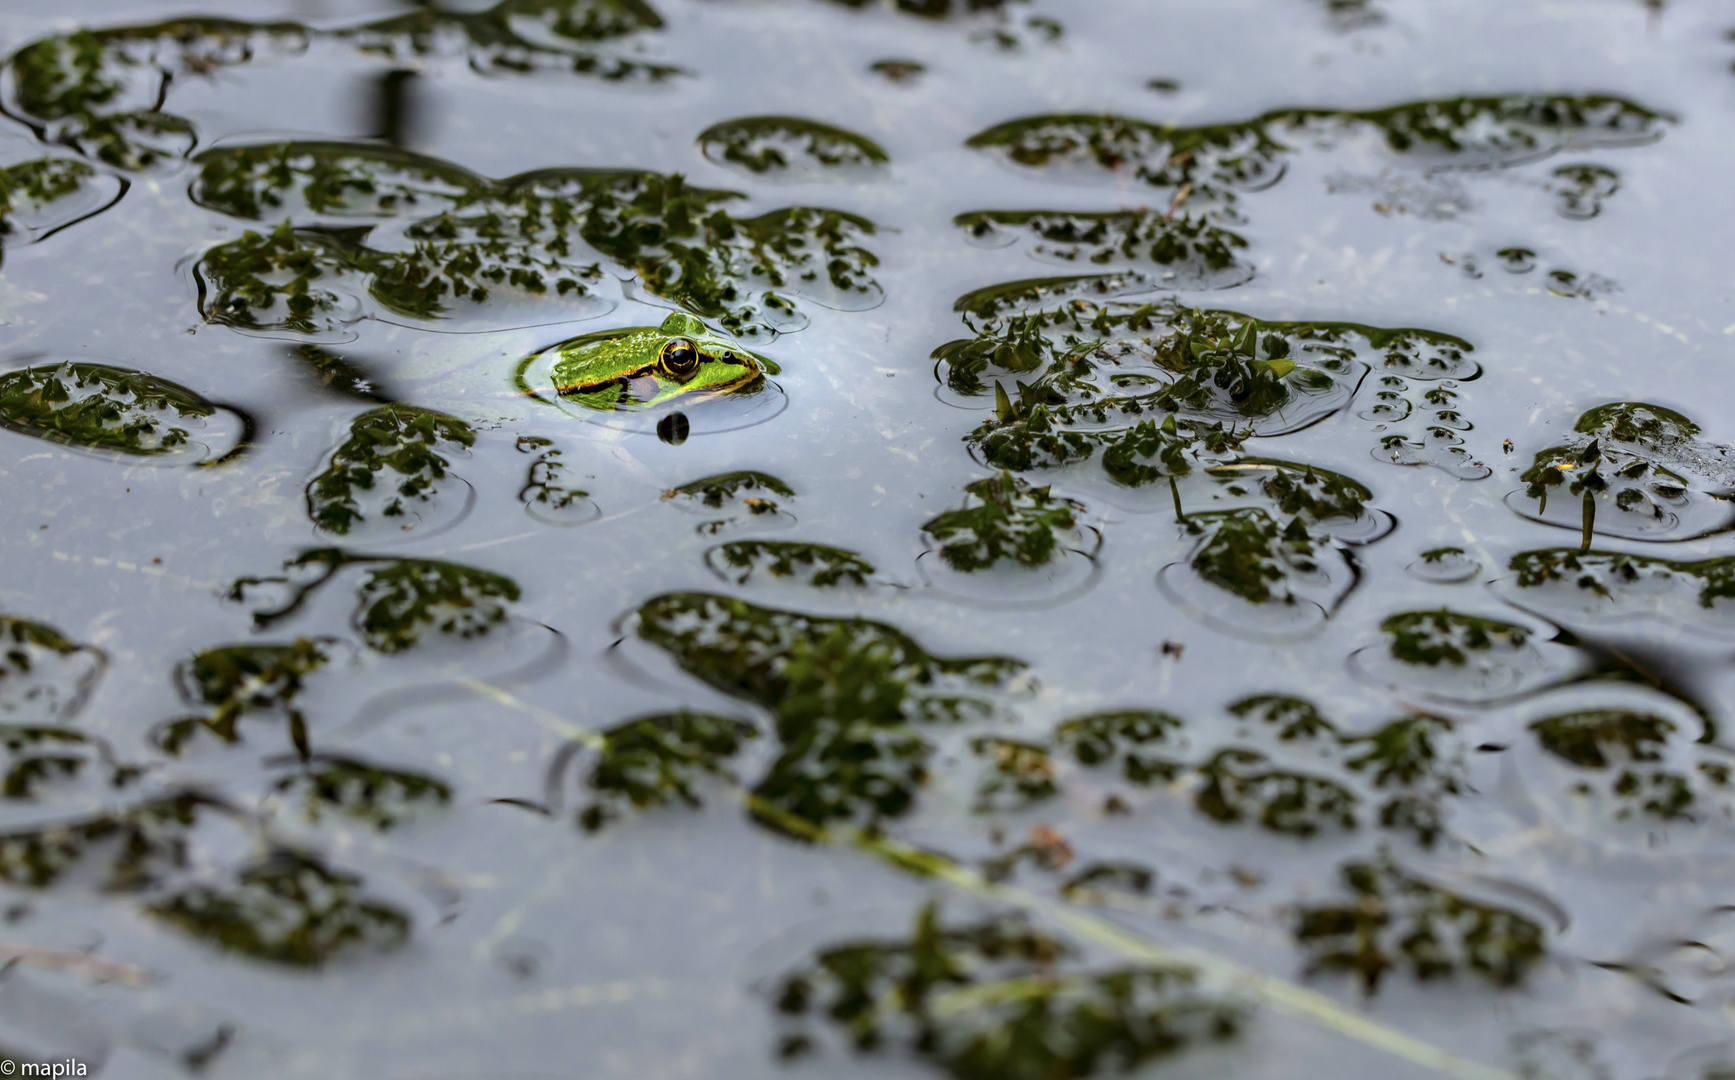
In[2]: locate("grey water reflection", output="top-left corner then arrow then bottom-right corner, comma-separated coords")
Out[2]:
2,0 -> 1734,1078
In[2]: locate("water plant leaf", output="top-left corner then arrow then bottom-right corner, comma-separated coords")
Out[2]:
1193,749 -> 1358,837
922,471 -> 1083,571
192,143 -> 880,336
2,4 -> 674,170
0,725 -> 108,799
1163,460 -> 1384,631
1059,699 -> 1464,846
635,593 -> 1022,832
153,639 -> 330,757
467,677 -> 1526,1079
577,712 -> 759,831
664,470 -> 795,508
230,549 -> 522,656
0,791 -> 223,891
306,404 -> 475,535
954,209 -> 1251,287
1513,403 -> 1735,545
1505,548 -> 1735,636
353,560 -> 521,655
1381,610 -> 1530,668
1054,710 -> 1188,786
148,849 -> 410,967
664,470 -> 797,531
1294,858 -> 1547,994
967,96 -> 1670,206
0,362 -> 241,461
269,755 -> 451,831
1549,163 -> 1620,219
971,736 -> 1059,811
940,285 -> 1472,490
0,616 -> 105,726
699,116 -> 888,177
772,901 -> 1240,1078
0,156 -> 115,256
1526,709 -> 1734,825
705,540 -> 875,588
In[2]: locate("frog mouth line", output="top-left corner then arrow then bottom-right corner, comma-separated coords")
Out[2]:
561,369 -> 764,409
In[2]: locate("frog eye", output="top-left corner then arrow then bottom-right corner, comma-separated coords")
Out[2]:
661,338 -> 700,379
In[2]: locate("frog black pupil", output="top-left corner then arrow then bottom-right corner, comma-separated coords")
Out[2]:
663,338 -> 698,376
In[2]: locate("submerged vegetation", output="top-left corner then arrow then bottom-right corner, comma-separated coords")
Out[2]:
0,0 -> 1724,1075
967,95 -> 1670,204
2,2 -> 675,171
190,142 -> 879,336
773,902 -> 1240,1078
0,362 -> 243,460
922,471 -> 1083,571
1515,402 -> 1735,546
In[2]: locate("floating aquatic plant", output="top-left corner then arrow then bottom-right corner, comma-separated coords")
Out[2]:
0,362 -> 245,461
193,143 -> 880,336
706,541 -> 875,588
772,901 -> 1240,1079
306,405 -> 475,535
699,116 -> 888,177
149,849 -> 410,967
1294,857 -> 1547,994
922,471 -> 1083,571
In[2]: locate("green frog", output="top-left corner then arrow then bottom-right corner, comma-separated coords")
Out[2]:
548,312 -> 780,412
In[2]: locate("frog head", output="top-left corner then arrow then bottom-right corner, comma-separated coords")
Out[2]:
549,312 -> 780,411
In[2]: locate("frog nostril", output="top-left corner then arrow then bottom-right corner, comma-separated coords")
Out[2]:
661,338 -> 699,379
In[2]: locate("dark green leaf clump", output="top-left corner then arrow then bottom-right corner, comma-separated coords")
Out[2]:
1294,858 -> 1547,994
664,470 -> 795,509
191,143 -> 880,336
967,95 -> 1669,207
154,639 -> 329,756
922,471 -> 1082,571
1381,610 -> 1530,668
938,283 -> 1463,487
353,560 -> 521,654
1505,555 -> 1735,638
306,405 -> 476,535
635,593 -> 1022,832
1529,710 -> 1731,823
578,712 -> 760,831
1059,698 -> 1464,846
0,362 -> 218,456
149,850 -> 410,967
0,616 -> 103,725
0,725 -> 107,799
0,792 -> 218,891
1182,461 -> 1378,607
817,0 -> 1062,50
230,549 -> 522,656
699,116 -> 888,175
516,435 -> 591,518
271,755 -> 451,831
971,737 -> 1059,811
2,5 -> 673,170
708,541 -> 875,588
772,902 -> 1239,1079
1059,862 -> 1155,900
1055,710 -> 1188,786
954,209 -> 1250,286
1192,748 -> 1358,837
1227,694 -> 1336,741
0,157 -> 106,253
1517,402 -> 1734,546
1550,163 -> 1620,219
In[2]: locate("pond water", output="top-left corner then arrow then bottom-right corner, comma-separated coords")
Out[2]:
1,0 -> 1733,1077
